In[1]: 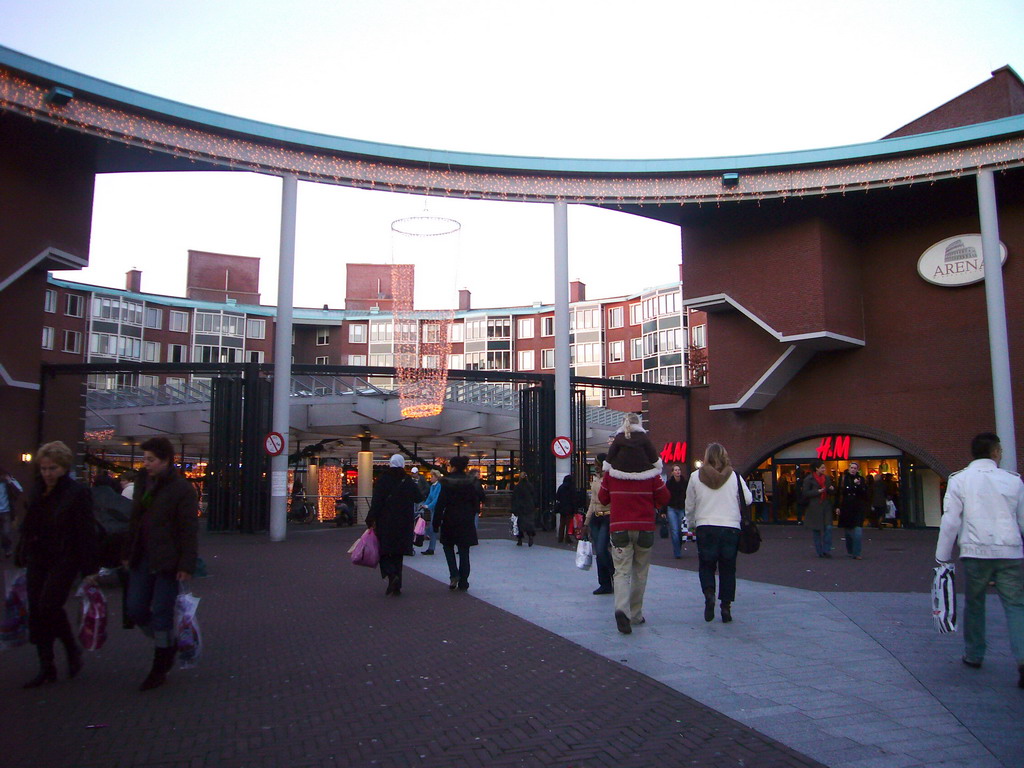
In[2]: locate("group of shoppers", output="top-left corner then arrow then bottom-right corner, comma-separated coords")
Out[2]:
800,461 -> 870,559
9,436 -> 199,692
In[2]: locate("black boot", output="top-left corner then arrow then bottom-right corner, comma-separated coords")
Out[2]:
139,646 -> 176,691
721,602 -> 732,623
58,624 -> 83,679
703,589 -> 716,622
23,645 -> 57,689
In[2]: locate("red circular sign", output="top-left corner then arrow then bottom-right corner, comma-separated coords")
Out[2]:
264,432 -> 285,457
551,436 -> 574,459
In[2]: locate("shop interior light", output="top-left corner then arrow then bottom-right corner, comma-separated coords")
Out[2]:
20,452 -> 32,463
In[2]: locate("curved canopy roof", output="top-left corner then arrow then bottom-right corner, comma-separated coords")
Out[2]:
2,44 -> 1023,205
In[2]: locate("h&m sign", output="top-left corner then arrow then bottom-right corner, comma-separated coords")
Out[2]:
660,441 -> 687,464
816,435 -> 851,461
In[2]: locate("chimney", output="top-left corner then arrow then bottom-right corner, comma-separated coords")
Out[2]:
458,289 -> 471,311
126,269 -> 142,293
569,279 -> 586,303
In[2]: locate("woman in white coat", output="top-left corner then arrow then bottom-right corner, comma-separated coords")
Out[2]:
684,443 -> 752,624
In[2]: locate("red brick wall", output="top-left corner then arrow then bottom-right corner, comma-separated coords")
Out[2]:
186,250 -> 261,304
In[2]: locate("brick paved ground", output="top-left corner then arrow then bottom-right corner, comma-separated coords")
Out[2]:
3,526 -> 825,768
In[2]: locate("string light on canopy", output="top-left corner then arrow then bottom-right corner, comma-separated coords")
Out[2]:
390,214 -> 461,418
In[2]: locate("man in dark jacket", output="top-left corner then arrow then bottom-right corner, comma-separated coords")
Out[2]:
366,454 -> 420,596
433,455 -> 485,590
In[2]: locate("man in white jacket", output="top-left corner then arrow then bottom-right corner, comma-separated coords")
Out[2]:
936,432 -> 1024,686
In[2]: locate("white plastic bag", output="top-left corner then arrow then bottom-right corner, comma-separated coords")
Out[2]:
1,570 -> 28,650
174,591 -> 202,668
575,540 -> 593,570
510,514 -> 519,538
932,562 -> 957,634
75,583 -> 108,651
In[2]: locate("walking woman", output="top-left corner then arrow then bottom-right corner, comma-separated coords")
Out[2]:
511,471 -> 536,547
366,454 -> 420,596
684,443 -> 752,623
123,436 -> 198,690
665,464 -> 689,559
433,455 -> 485,590
16,441 -> 98,688
583,453 -> 613,594
802,460 -> 836,558
419,470 -> 442,555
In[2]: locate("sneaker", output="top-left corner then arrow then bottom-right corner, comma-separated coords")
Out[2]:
631,616 -> 646,626
962,656 -> 982,669
822,552 -> 833,558
593,586 -> 613,595
614,610 -> 632,634
422,549 -> 435,555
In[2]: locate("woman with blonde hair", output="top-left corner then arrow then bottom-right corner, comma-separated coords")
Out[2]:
15,441 -> 98,687
684,443 -> 752,623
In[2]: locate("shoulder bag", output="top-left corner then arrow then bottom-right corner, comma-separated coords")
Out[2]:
735,472 -> 761,554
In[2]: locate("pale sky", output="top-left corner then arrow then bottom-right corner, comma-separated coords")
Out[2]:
2,0 -> 1022,309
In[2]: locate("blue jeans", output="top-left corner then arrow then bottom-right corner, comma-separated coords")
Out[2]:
812,526 -> 833,556
696,526 -> 740,603
127,557 -> 179,648
843,526 -> 862,557
423,516 -> 438,552
443,543 -> 471,586
963,558 -> 1024,665
666,507 -> 685,558
589,515 -> 612,590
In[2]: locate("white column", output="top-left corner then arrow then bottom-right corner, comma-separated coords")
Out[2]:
269,174 -> 298,541
553,202 -> 571,486
977,169 -> 1017,470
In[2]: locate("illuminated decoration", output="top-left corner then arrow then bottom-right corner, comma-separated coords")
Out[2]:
817,435 -> 852,461
391,215 -> 461,418
1,67 -> 1022,205
317,465 -> 344,520
84,428 -> 115,442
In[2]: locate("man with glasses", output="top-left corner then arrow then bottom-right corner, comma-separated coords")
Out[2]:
836,462 -> 868,559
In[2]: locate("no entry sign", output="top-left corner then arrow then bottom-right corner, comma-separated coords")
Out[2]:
264,431 -> 285,457
551,436 -> 574,459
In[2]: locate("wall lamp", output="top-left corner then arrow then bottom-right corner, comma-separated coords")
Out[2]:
20,452 -> 33,464
722,172 -> 740,187
45,86 -> 74,106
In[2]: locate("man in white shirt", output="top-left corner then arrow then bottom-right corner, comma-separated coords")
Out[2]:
936,432 -> 1024,686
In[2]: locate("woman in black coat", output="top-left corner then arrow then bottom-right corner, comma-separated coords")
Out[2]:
16,441 -> 98,688
433,455 -> 485,591
123,436 -> 199,691
511,471 -> 536,547
366,454 -> 421,596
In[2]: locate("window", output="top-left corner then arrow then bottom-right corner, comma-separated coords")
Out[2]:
631,337 -> 643,360
608,306 -> 624,328
316,328 -> 330,346
369,321 -> 392,342
139,374 -> 159,389
608,375 -> 625,398
144,307 -> 163,329
608,340 -> 624,363
169,311 -> 189,333
168,344 -> 188,363
421,355 -> 440,369
41,326 -> 54,350
221,315 -> 243,337
349,324 -> 367,343
347,354 -> 367,366
118,336 -> 141,359
422,324 -> 440,343
487,318 -> 511,339
572,342 -> 601,364
629,303 -> 642,325
518,350 -> 535,370
541,348 -> 555,369
448,353 -> 464,369
92,296 -> 119,321
541,316 -> 554,336
368,353 -> 393,367
194,345 -> 242,363
121,301 -> 143,326
691,324 -> 706,349
246,318 -> 266,339
449,323 -> 464,343
90,333 -> 117,357
247,350 -> 265,363
631,373 -> 643,395
574,308 -> 599,330
517,318 -> 535,339
62,330 -> 81,354
44,289 -> 57,313
464,318 -> 486,340
65,294 -> 83,317
166,377 -> 185,391
466,351 -> 510,370
142,341 -> 160,362
316,355 -> 330,365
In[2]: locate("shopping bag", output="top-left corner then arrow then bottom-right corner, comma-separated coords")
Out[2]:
575,540 -> 593,570
75,583 -> 108,651
413,516 -> 426,546
174,590 -> 202,668
932,562 -> 957,634
681,520 -> 696,543
351,528 -> 381,568
510,514 -> 519,538
1,570 -> 28,650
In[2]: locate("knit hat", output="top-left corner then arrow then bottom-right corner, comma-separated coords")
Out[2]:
389,454 -> 405,468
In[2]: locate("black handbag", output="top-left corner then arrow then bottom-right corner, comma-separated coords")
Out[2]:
735,472 -> 761,554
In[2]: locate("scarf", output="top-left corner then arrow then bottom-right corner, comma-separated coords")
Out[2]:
813,472 -> 827,501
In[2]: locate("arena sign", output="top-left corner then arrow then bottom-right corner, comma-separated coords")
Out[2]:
917,234 -> 1007,287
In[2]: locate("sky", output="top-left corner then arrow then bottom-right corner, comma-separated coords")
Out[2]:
2,0 -> 1022,309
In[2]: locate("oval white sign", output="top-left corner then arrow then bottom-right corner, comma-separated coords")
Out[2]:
917,234 -> 1007,287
